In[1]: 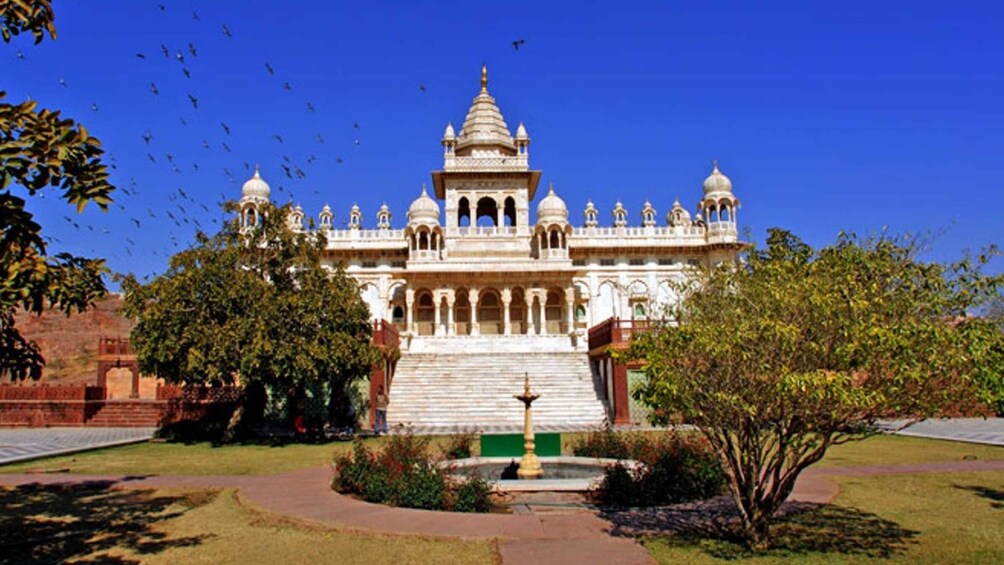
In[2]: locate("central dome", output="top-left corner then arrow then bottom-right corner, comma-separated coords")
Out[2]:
455,65 -> 517,155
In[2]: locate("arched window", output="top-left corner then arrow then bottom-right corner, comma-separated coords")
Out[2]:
633,303 -> 647,318
504,197 -> 516,226
575,304 -> 586,322
392,306 -> 404,323
549,230 -> 560,249
458,197 -> 471,227
418,231 -> 429,250
475,197 -> 498,227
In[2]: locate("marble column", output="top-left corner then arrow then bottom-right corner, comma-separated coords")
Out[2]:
537,292 -> 547,336
525,294 -> 534,335
446,291 -> 456,336
501,288 -> 512,336
433,292 -> 442,336
405,288 -> 415,334
468,288 -> 480,336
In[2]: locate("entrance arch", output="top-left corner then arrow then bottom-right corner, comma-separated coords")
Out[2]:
545,288 -> 565,334
510,287 -> 528,334
478,289 -> 502,335
416,291 -> 435,335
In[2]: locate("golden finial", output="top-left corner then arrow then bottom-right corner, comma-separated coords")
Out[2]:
712,159 -> 719,173
481,64 -> 488,91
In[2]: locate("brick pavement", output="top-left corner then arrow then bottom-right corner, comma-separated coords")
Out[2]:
0,427 -> 155,465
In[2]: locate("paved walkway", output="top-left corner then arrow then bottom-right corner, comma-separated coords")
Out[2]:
3,458 -> 1003,565
0,427 -> 156,465
885,417 -> 1004,446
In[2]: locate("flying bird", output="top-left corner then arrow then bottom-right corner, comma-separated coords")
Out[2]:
158,4 -> 166,12
135,52 -> 146,59
315,134 -> 324,144
131,218 -> 141,228
419,83 -> 427,93
512,38 -> 526,50
336,156 -> 344,164
220,122 -> 230,135
147,153 -> 156,162
202,139 -> 211,149
58,78 -> 67,88
160,44 -> 169,58
272,134 -> 284,144
306,102 -> 315,112
187,94 -> 198,108
283,82 -> 292,91
182,68 -> 191,79
265,63 -> 274,75
353,122 -> 360,129
188,43 -> 197,57
91,103 -> 99,112
179,116 -> 187,126
222,24 -> 232,38
142,131 -> 153,144
222,142 -> 232,153
149,82 -> 159,95
192,10 -> 200,21
175,51 -> 185,64
15,50 -> 24,60
165,153 -> 174,163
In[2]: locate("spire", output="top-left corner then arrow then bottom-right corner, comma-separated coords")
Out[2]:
712,159 -> 719,173
253,164 -> 261,178
481,64 -> 488,91
421,182 -> 428,195
455,65 -> 516,154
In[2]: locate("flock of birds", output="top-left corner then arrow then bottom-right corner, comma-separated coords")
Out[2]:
21,2 -> 529,281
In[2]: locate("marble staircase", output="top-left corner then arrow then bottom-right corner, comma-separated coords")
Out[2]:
386,345 -> 609,433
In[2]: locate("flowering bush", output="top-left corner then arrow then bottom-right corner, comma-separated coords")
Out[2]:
333,433 -> 494,512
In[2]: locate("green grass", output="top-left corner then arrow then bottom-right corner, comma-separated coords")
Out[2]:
3,433 -> 1001,477
817,434 -> 1004,468
0,486 -> 496,564
643,470 -> 1004,564
0,434 -> 480,476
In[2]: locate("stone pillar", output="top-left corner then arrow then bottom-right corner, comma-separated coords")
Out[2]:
433,292 -> 442,336
566,291 -> 575,335
501,288 -> 512,336
537,292 -> 547,336
405,288 -> 415,334
612,359 -> 630,425
468,288 -> 480,336
525,294 -> 534,335
446,292 -> 456,336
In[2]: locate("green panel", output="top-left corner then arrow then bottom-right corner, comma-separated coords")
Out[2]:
628,369 -> 652,425
480,433 -> 561,457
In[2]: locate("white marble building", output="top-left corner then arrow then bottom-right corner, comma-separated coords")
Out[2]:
237,66 -> 746,430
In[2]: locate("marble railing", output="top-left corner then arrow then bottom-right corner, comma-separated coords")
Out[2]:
443,154 -> 529,171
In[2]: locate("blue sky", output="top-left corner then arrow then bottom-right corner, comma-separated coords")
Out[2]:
4,1 -> 1003,280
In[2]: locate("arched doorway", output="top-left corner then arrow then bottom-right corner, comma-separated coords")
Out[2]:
545,289 -> 565,334
455,289 -> 471,335
416,291 -> 435,335
478,289 -> 502,335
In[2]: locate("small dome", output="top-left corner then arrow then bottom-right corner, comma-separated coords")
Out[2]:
584,199 -> 597,214
442,122 -> 456,141
515,121 -> 529,141
536,183 -> 568,224
241,166 -> 270,200
667,198 -> 692,226
350,203 -> 360,213
321,203 -> 332,215
379,202 -> 390,213
407,184 -> 440,224
703,161 -> 733,196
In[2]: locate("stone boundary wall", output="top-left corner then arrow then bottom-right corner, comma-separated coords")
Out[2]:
0,384 -> 240,428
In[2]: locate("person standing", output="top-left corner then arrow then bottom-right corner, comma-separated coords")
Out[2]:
374,385 -> 389,434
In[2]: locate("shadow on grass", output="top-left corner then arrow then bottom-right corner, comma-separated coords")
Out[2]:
954,484 -> 1004,509
0,481 -> 212,564
603,496 -> 919,560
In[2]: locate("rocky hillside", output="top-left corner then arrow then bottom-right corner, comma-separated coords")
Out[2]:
13,294 -> 134,384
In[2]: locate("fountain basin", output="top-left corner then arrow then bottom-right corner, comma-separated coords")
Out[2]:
445,456 -> 641,492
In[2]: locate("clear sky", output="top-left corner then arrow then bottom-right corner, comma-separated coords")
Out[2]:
5,0 -> 1003,281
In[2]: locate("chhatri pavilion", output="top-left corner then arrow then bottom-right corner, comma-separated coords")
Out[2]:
237,66 -> 746,431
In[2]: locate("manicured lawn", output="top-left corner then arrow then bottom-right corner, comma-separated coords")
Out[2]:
817,434 -> 1004,468
3,432 -> 1001,477
0,486 -> 495,564
643,470 -> 1004,564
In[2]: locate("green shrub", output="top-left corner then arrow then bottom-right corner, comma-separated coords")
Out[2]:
441,430 -> 478,460
591,431 -> 725,507
331,431 -> 494,513
452,472 -> 493,513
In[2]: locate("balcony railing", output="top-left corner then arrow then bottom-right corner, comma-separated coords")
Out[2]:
588,317 -> 653,350
371,319 -> 400,349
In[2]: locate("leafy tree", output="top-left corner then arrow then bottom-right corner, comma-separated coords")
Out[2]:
0,2 -> 114,380
121,203 -> 379,438
626,229 -> 1004,550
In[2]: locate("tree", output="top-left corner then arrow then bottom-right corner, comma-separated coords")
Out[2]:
120,202 -> 379,438
626,229 -> 1004,550
0,1 -> 114,380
